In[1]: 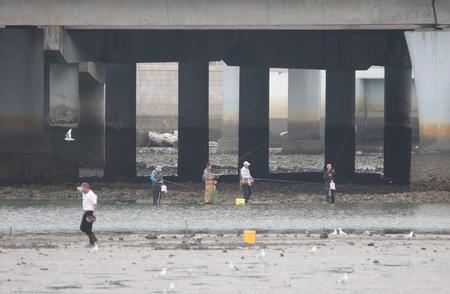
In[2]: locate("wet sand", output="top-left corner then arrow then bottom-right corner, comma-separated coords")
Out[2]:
1,232 -> 449,293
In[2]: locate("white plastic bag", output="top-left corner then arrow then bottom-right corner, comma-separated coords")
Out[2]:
161,185 -> 168,193
330,181 -> 336,191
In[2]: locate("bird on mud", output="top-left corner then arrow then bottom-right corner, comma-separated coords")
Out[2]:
169,282 -> 176,292
338,228 -> 348,236
405,231 -> 415,239
311,245 -> 317,252
337,273 -> 349,284
228,261 -> 240,271
155,267 -> 167,278
330,229 -> 338,236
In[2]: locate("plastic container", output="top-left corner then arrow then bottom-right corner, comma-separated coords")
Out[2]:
244,230 -> 256,245
235,198 -> 246,205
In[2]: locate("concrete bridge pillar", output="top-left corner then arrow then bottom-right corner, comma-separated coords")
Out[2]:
286,69 -> 322,153
177,62 -> 209,181
105,64 -> 136,178
325,69 -> 355,181
218,65 -> 240,153
239,66 -> 270,178
79,63 -> 105,169
383,65 -> 412,184
0,28 -> 50,182
48,63 -> 80,180
405,31 -> 450,152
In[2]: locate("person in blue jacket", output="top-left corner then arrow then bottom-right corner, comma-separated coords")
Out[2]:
149,165 -> 163,205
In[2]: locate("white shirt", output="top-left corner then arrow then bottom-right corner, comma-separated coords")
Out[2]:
81,190 -> 97,211
240,167 -> 252,179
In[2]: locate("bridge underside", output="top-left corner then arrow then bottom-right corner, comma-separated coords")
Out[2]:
0,26 -> 449,185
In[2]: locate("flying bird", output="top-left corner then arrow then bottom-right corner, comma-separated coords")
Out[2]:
64,129 -> 75,141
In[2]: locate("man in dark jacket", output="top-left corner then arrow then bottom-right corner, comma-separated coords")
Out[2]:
323,163 -> 336,203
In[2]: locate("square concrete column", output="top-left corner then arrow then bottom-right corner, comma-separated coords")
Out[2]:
48,63 -> 80,180
239,66 -> 270,178
0,28 -> 51,182
105,64 -> 136,178
178,62 -> 209,181
79,63 -> 105,169
383,66 -> 412,184
325,69 -> 355,180
287,69 -> 322,153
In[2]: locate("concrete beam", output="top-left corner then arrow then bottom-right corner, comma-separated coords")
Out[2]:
62,29 -> 409,70
0,0 -> 445,29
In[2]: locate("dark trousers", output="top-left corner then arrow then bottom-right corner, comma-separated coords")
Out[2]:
326,190 -> 336,204
152,183 -> 161,205
80,211 -> 97,244
242,184 -> 252,201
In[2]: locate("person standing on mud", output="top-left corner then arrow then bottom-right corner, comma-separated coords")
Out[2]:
203,163 -> 218,204
150,165 -> 164,205
78,182 -> 98,247
323,163 -> 336,203
240,161 -> 254,202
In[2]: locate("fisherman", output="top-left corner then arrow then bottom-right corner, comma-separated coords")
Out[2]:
203,162 -> 218,204
323,163 -> 336,204
78,182 -> 98,247
150,165 -> 164,205
240,161 -> 254,202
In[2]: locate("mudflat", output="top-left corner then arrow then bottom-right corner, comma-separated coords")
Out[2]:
1,233 -> 449,293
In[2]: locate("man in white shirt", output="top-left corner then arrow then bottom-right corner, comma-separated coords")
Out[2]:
78,182 -> 98,246
240,161 -> 254,202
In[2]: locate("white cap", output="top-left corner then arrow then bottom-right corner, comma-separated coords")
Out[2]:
243,161 -> 251,166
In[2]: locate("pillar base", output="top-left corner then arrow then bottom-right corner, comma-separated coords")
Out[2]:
384,126 -> 411,184
0,153 -> 52,183
104,127 -> 136,178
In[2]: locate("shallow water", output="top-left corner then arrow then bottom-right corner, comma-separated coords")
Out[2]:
1,201 -> 449,234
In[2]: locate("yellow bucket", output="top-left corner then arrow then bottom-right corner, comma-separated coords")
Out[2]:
235,198 -> 246,205
244,230 -> 256,245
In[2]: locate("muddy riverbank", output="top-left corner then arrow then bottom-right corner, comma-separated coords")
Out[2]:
1,232 -> 449,294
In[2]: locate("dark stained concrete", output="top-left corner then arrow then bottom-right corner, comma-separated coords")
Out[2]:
178,62 -> 209,181
105,64 -> 136,179
238,66 -> 270,178
0,28 -> 51,183
384,65 -> 412,184
325,69 -> 355,181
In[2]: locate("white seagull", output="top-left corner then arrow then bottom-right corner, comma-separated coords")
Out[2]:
405,231 -> 415,240
168,282 -> 176,292
64,129 -> 75,141
311,245 -> 317,252
330,229 -> 338,235
338,228 -> 348,236
338,273 -> 349,284
228,261 -> 240,271
155,267 -> 167,278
